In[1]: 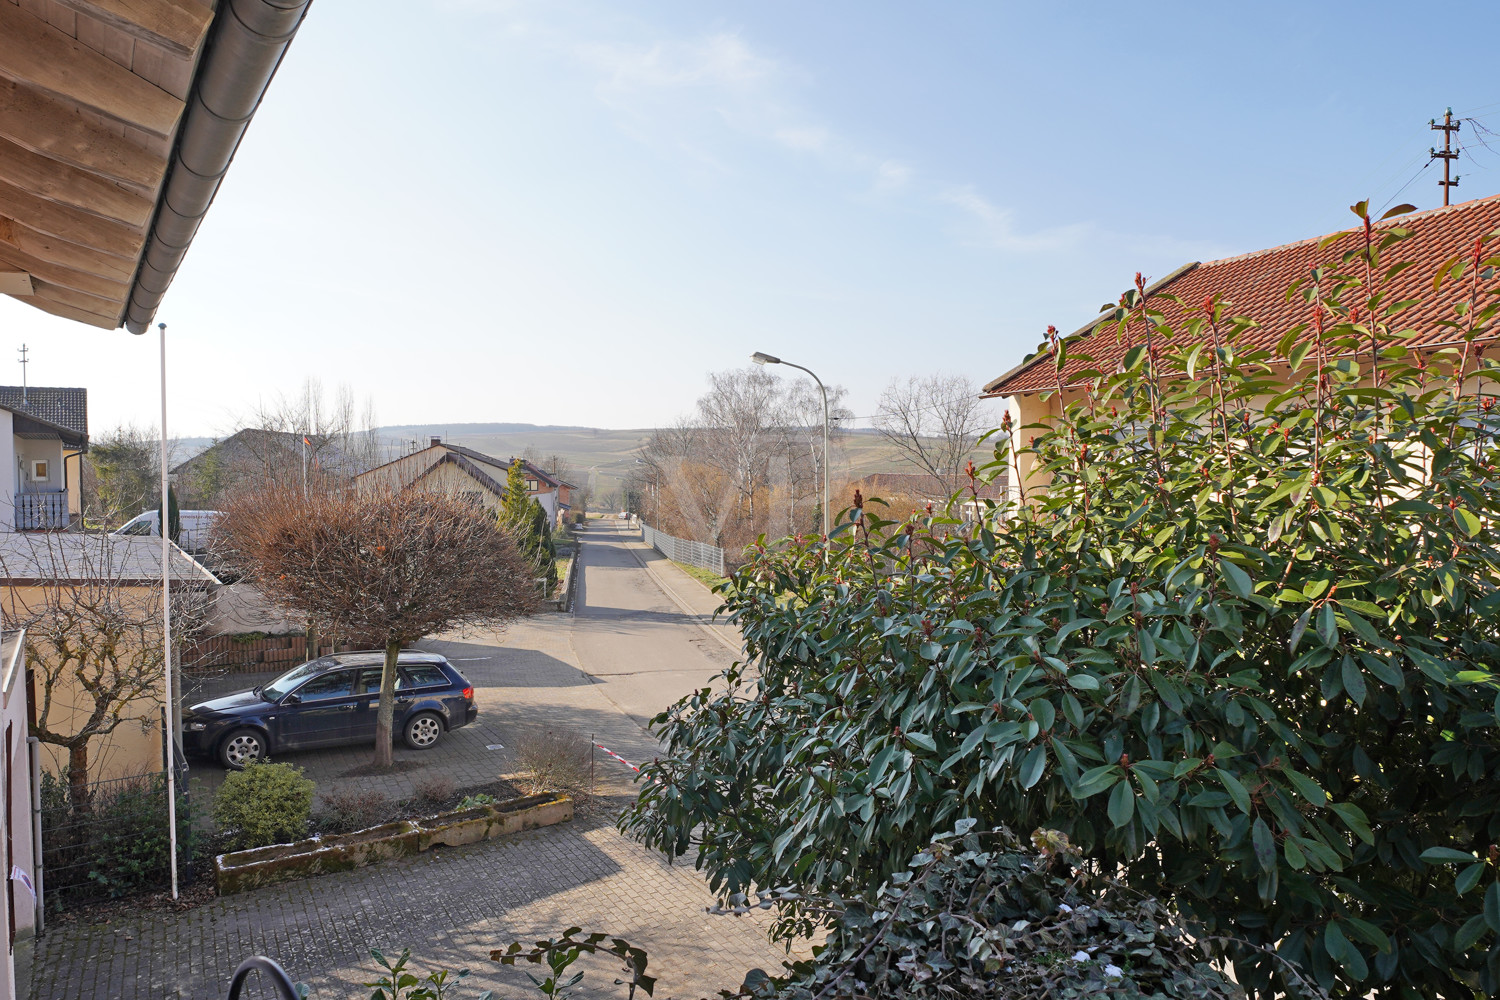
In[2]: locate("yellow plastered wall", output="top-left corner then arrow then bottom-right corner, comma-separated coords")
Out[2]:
2,584 -> 165,783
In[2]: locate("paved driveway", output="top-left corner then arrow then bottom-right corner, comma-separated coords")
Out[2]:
32,525 -> 781,1000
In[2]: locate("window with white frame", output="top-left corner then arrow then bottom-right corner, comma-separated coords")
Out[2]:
30,460 -> 49,483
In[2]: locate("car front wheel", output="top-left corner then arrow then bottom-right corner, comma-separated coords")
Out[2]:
403,712 -> 444,750
219,728 -> 267,770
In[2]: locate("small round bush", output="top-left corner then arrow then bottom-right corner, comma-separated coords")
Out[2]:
213,760 -> 314,851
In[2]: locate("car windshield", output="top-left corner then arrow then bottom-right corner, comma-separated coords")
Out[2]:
261,659 -> 333,701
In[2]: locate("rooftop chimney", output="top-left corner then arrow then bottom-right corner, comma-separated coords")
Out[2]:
430,436 -> 442,448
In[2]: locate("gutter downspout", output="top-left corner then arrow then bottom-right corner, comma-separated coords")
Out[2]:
124,0 -> 314,334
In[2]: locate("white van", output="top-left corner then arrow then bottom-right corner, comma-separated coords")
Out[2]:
110,509 -> 222,554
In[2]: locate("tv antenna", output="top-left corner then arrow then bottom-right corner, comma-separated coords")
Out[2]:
16,344 -> 27,404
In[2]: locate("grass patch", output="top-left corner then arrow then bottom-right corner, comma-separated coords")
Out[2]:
673,560 -> 729,591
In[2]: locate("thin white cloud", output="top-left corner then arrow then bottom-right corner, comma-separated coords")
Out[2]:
576,33 -> 777,94
939,185 -> 1091,252
571,25 -> 1082,255
773,126 -> 829,152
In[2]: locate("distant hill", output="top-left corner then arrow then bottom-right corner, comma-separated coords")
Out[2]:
170,422 -> 985,508
379,422 -> 979,506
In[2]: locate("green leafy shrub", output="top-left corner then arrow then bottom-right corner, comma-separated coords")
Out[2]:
455,793 -> 497,811
624,203 -> 1500,997
213,760 -> 314,850
736,822 -> 1256,1000
39,771 -> 194,905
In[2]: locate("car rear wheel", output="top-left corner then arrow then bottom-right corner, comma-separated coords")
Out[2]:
219,728 -> 267,770
403,712 -> 444,750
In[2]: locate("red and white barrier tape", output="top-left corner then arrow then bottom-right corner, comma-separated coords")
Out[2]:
593,743 -> 641,773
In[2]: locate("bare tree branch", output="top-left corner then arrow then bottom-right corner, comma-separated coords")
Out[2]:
873,374 -> 989,495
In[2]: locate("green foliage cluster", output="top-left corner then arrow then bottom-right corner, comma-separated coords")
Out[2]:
360,947 -> 492,1000
213,759 -> 314,851
86,425 -> 156,525
623,203 -> 1500,997
39,771 -> 194,906
159,483 -> 181,543
501,460 -> 558,594
738,821 -> 1251,1000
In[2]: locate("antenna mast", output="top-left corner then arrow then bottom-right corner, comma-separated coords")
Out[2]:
1430,108 -> 1461,207
16,344 -> 27,404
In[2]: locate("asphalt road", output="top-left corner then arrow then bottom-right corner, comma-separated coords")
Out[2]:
567,519 -> 740,731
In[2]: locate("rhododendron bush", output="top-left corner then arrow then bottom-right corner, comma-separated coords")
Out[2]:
623,203 -> 1500,998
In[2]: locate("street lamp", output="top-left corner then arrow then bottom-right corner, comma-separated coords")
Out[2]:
751,352 -> 829,536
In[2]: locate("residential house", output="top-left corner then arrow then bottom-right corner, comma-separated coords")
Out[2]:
356,438 -> 576,525
0,0 -> 311,969
0,533 -> 218,784
0,631 -> 36,1000
171,427 -> 369,507
0,388 -> 87,532
982,193 -> 1500,499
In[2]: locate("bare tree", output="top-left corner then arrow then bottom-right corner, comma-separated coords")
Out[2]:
218,486 -> 537,768
873,374 -> 991,495
635,367 -> 850,560
3,534 -> 210,802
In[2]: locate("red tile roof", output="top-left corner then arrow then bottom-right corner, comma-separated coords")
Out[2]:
983,193 -> 1500,396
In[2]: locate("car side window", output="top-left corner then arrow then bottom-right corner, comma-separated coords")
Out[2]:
398,664 -> 447,689
353,668 -> 384,696
292,671 -> 354,702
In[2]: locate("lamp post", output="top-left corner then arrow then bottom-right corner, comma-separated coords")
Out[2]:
751,352 -> 829,536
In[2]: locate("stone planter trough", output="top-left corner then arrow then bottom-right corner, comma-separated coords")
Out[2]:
215,792 -> 573,895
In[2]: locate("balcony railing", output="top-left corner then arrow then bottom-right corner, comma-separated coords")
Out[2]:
15,491 -> 68,531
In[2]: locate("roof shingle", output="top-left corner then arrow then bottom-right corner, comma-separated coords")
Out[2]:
0,386 -> 88,438
984,194 -> 1500,396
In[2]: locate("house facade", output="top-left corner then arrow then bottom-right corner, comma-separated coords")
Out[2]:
0,534 -> 218,785
0,631 -> 37,1000
982,194 -> 1500,499
0,388 -> 87,533
356,439 -> 575,525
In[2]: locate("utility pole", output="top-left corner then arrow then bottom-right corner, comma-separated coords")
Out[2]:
16,344 -> 27,404
1430,109 -> 1461,206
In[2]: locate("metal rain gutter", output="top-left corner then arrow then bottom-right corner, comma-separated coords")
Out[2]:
124,0 -> 314,334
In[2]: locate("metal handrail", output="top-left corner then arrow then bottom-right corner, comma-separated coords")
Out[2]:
226,956 -> 302,1000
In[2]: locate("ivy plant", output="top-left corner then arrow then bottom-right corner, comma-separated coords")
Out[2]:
622,202 -> 1500,998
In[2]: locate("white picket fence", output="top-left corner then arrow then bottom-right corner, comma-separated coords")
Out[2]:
640,522 -> 725,576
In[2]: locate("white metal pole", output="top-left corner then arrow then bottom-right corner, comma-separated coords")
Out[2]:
820,384 -> 829,536
157,321 -> 178,900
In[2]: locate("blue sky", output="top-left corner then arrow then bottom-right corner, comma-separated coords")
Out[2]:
3,0 -> 1498,436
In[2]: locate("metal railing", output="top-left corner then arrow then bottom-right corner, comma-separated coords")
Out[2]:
15,491 -> 68,530
227,956 -> 301,1000
641,522 -> 725,576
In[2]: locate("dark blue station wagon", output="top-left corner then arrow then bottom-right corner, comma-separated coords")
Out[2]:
182,651 -> 479,769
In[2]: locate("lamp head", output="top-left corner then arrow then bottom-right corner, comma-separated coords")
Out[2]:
750,352 -> 780,366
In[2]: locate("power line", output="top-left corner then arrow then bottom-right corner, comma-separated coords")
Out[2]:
1379,159 -> 1433,214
